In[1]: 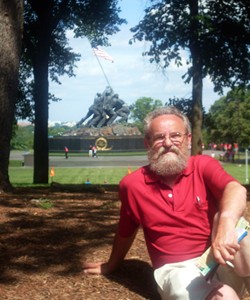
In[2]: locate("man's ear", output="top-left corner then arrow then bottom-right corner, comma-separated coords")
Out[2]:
187,133 -> 192,149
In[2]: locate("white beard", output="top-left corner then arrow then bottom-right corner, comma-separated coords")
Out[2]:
148,144 -> 189,177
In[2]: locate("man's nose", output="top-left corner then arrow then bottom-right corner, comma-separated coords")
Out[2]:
162,135 -> 173,147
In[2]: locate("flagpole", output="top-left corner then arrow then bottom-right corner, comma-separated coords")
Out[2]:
94,53 -> 112,87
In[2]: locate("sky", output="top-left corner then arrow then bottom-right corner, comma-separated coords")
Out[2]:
49,0 -> 224,123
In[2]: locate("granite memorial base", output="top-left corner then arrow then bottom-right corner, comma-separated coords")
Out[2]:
49,135 -> 145,153
49,124 -> 145,153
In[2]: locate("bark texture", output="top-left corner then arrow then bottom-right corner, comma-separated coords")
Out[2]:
0,0 -> 23,191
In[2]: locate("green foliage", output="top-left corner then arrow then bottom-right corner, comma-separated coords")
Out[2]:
165,97 -> 193,117
17,0 -> 126,184
130,0 -> 250,154
130,97 -> 163,132
206,88 -> 250,147
10,123 -> 75,150
17,0 -> 126,121
34,198 -> 54,209
11,125 -> 34,150
48,125 -> 75,137
15,60 -> 35,121
165,97 -> 207,125
9,160 -> 23,167
130,0 -> 250,92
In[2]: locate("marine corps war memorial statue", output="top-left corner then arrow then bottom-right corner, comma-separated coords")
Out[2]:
49,86 -> 144,153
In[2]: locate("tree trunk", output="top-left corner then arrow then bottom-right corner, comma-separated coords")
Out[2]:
33,56 -> 49,184
0,0 -> 23,192
191,61 -> 203,155
33,27 -> 50,184
189,0 -> 203,156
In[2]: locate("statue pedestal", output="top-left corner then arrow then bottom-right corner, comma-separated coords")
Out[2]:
64,123 -> 142,137
49,124 -> 144,153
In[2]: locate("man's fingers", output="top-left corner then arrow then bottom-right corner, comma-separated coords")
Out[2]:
213,244 -> 240,264
227,246 -> 237,255
83,267 -> 101,275
83,262 -> 100,268
83,262 -> 102,274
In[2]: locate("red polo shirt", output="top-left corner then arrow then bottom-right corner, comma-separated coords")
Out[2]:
118,155 -> 236,269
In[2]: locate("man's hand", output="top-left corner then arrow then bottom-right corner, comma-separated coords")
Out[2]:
83,262 -> 114,275
212,218 -> 240,265
83,231 -> 138,276
211,182 -> 247,265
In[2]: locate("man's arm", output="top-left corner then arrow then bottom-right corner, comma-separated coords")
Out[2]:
211,181 -> 247,265
83,229 -> 138,275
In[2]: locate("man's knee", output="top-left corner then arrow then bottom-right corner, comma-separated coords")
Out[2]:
234,233 -> 250,277
205,284 -> 240,300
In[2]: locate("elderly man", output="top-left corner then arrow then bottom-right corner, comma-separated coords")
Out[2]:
83,106 -> 250,300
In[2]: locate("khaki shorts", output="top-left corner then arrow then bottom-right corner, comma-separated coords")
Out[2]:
154,258 -> 245,300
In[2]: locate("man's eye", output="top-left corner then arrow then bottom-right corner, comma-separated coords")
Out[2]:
170,133 -> 182,139
153,134 -> 164,142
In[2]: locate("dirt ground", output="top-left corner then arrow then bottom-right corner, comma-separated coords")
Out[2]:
0,185 -> 249,300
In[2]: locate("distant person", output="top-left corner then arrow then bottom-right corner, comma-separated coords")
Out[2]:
83,106 -> 250,300
234,143 -> 239,155
64,146 -> 69,159
92,145 -> 97,158
88,145 -> 92,157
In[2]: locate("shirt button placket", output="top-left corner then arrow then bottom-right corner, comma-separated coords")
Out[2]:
168,192 -> 174,206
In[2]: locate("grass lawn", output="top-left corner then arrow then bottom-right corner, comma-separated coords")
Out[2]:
9,151 -> 250,186
9,166 -> 133,186
221,162 -> 249,185
9,163 -> 250,186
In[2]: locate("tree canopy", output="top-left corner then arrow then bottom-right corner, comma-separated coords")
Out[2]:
20,0 -> 126,184
130,97 -> 163,132
206,88 -> 250,148
130,0 -> 250,154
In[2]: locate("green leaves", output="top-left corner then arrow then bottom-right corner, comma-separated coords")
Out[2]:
130,97 -> 163,132
130,0 -> 250,92
206,88 -> 250,147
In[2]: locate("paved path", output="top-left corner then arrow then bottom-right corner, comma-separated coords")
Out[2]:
10,151 -> 148,168
10,150 -> 224,168
49,155 -> 149,168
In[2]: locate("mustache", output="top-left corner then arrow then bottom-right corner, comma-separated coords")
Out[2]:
148,145 -> 180,161
148,145 -> 189,177
158,145 -> 180,155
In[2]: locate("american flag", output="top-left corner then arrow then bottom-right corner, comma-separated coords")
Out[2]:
92,47 -> 114,62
